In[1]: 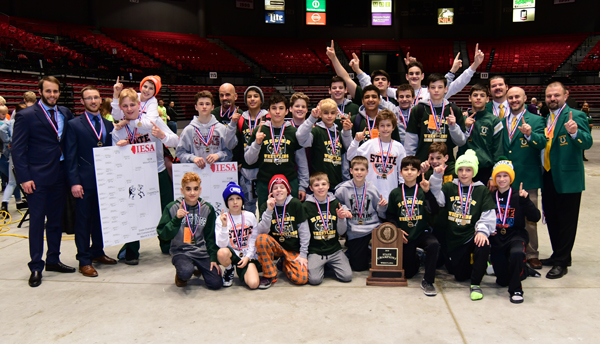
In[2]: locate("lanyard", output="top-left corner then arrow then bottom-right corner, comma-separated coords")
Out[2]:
326,127 -> 339,156
248,110 -> 265,131
546,103 -> 567,134
269,123 -> 284,156
84,111 -> 103,141
458,183 -> 474,220
194,125 -> 215,147
412,88 -> 422,106
228,212 -> 246,250
508,109 -> 526,141
378,139 -> 393,174
124,124 -> 138,144
315,197 -> 330,234
138,100 -> 149,122
402,184 -> 419,221
221,106 -> 237,120
183,201 -> 201,237
366,116 -> 376,137
38,100 -> 59,140
274,202 -> 288,236
495,188 -> 513,227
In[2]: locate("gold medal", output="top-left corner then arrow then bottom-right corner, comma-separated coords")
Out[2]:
407,221 -> 414,228
501,228 -> 506,235
322,232 -> 328,240
239,251 -> 244,258
205,147 -> 210,153
97,141 -> 103,147
358,219 -> 364,225
137,121 -> 142,127
461,219 -> 467,226
382,173 -> 387,179
279,236 -> 285,243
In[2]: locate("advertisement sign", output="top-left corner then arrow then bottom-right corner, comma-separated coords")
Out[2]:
437,8 -> 454,25
306,12 -> 326,25
266,10 -> 285,24
306,0 -> 326,12
265,0 -> 285,11
236,0 -> 254,9
513,0 -> 535,8
372,13 -> 392,26
371,1 -> 392,13
513,8 -> 535,22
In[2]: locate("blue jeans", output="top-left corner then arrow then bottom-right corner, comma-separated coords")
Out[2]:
1,156 -> 21,203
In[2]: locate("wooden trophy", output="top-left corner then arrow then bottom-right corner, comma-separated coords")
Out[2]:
366,222 -> 407,286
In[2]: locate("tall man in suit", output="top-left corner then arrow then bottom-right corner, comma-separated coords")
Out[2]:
12,76 -> 76,287
65,86 -> 117,278
504,87 -> 547,269
541,82 -> 593,279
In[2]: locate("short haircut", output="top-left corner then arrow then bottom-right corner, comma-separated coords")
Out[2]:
546,81 -> 567,94
181,172 -> 201,186
490,75 -> 507,85
0,96 -> 5,105
319,98 -> 337,113
375,109 -> 397,129
469,83 -> 489,97
428,142 -> 448,156
396,84 -> 415,97
38,76 -> 60,91
194,90 -> 214,105
362,85 -> 380,99
81,85 -> 100,98
23,91 -> 36,103
290,92 -> 310,107
0,105 -> 8,115
100,98 -> 112,116
350,156 -> 369,170
406,61 -> 424,73
118,88 -> 139,105
371,70 -> 390,82
15,103 -> 27,113
268,93 -> 289,110
330,76 -> 346,89
401,156 -> 421,170
427,73 -> 447,87
309,171 -> 329,186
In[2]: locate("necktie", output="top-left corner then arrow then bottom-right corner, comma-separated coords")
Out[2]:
48,109 -> 58,128
511,116 -> 517,132
94,116 -> 101,134
499,104 -> 505,119
543,113 -> 555,171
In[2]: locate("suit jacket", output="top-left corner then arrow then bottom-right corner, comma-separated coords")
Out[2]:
65,114 -> 114,190
543,105 -> 593,194
12,103 -> 74,186
502,110 -> 547,190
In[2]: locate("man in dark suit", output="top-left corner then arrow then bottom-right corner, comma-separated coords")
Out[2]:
541,82 -> 593,279
12,76 -> 76,287
65,86 -> 117,278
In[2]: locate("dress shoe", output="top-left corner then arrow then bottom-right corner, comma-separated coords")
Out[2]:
528,258 -> 542,269
546,265 -> 568,279
175,273 -> 187,287
540,258 -> 554,266
92,255 -> 117,265
28,271 -> 42,287
79,265 -> 98,277
45,262 -> 76,273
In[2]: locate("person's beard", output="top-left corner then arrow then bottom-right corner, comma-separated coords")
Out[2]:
40,92 -> 57,107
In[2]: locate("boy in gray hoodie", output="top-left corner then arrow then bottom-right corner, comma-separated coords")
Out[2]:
175,91 -> 233,169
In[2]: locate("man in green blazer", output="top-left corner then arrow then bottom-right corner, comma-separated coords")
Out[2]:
541,82 -> 593,279
485,75 -> 509,120
504,87 -> 547,269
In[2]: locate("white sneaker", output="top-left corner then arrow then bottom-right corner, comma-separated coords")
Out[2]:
222,266 -> 235,287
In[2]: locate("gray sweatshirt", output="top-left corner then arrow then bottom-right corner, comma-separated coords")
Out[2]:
334,180 -> 387,240
175,115 -> 233,163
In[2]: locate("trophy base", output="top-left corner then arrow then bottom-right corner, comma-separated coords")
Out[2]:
366,269 -> 408,286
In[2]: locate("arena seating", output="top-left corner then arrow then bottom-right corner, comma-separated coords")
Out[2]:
105,29 -> 250,73
577,39 -> 600,71
218,36 -> 329,74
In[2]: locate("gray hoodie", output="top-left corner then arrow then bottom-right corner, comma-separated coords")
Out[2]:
175,115 -> 233,163
334,180 -> 387,240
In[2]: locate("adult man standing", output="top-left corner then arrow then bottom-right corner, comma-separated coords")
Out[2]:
212,83 -> 242,125
486,76 -> 510,120
13,76 -> 75,287
503,87 -> 547,269
65,86 -> 117,278
166,101 -> 178,134
541,82 -> 593,279
527,97 -> 539,115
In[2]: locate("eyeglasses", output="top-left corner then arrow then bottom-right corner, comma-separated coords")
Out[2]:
83,96 -> 101,101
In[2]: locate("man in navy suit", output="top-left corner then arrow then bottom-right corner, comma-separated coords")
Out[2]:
12,76 -> 76,287
65,86 -> 117,278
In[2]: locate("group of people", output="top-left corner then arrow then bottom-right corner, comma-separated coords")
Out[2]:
8,43 -> 593,305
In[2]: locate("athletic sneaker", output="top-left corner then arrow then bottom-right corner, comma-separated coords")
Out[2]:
510,291 -> 524,304
258,276 -> 276,289
420,279 -> 437,296
470,285 -> 483,301
222,266 -> 235,287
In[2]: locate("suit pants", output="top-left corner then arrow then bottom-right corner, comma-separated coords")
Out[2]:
74,188 -> 105,266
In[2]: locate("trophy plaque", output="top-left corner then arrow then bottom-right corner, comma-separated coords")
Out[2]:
366,222 -> 407,286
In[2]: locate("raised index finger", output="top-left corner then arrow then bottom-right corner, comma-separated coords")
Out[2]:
330,40 -> 334,49
455,52 -> 460,60
116,76 -> 120,84
475,43 -> 479,53
520,182 -> 523,192
569,111 -> 573,121
521,116 -> 527,125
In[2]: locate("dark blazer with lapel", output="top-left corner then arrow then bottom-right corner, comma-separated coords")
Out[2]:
65,114 -> 114,190
12,103 -> 74,186
501,110 -> 547,190
545,105 -> 593,194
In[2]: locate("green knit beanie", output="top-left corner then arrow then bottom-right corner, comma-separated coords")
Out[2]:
455,149 -> 479,177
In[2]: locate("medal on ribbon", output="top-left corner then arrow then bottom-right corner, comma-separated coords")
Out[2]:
137,101 -> 149,127
195,124 -> 216,153
315,197 -> 330,240
124,124 -> 138,144
183,201 -> 201,245
84,111 -> 104,146
221,106 -> 237,120
428,100 -> 446,134
546,103 -> 567,139
378,138 -> 393,179
402,184 -> 419,228
269,122 -> 285,164
458,183 -> 474,226
508,109 -> 526,142
326,127 -> 339,157
274,202 -> 288,243
38,100 -> 60,141
495,189 -> 512,235
353,181 -> 367,225
228,212 -> 246,253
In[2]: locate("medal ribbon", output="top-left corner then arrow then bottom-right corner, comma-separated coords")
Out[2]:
84,111 -> 103,142
221,106 -> 237,120
466,111 -> 476,137
274,202 -> 288,237
353,181 -> 367,221
508,109 -> 526,141
248,110 -> 265,131
183,201 -> 201,237
315,197 -> 330,234
495,188 -> 513,228
366,116 -> 377,137
458,183 -> 474,221
326,127 -> 339,156
402,184 -> 419,221
492,102 -> 505,119
38,100 -> 59,138
228,212 -> 246,250
378,138 -> 393,175
269,122 -> 285,156
546,103 -> 567,136
124,124 -> 138,144
412,88 -> 422,107
428,100 -> 446,132
338,102 -> 346,118
194,124 -> 215,148
138,100 -> 149,122
399,108 -> 408,128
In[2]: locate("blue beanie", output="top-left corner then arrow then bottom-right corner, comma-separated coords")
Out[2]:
223,182 -> 245,206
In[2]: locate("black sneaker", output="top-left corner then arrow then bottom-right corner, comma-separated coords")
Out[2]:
222,266 -> 235,287
510,291 -> 524,304
124,248 -> 139,265
421,279 -> 437,296
1,202 -> 7,213
258,276 -> 276,289
16,201 -> 28,210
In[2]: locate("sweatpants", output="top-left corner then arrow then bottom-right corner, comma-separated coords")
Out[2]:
491,236 -> 526,294
346,233 -> 372,271
307,249 -> 352,285
172,254 -> 222,290
255,234 -> 307,285
403,231 -> 440,284
447,238 -> 490,285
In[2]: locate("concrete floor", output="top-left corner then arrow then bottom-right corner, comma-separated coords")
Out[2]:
1,130 -> 599,344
